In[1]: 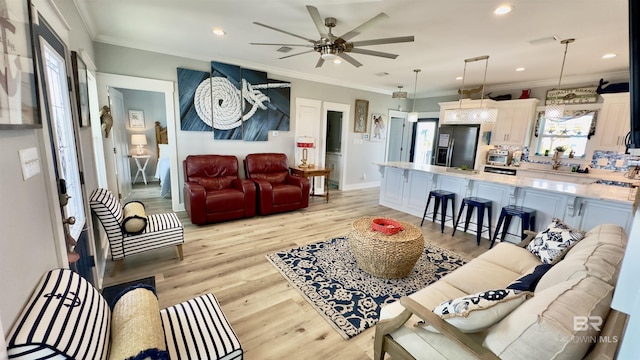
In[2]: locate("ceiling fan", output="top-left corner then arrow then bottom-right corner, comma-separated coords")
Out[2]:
250,5 -> 415,68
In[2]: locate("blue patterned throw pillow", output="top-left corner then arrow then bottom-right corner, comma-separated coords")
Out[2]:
526,218 -> 585,264
507,264 -> 553,292
425,289 -> 532,333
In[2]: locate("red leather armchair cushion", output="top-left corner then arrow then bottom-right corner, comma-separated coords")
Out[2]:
183,155 -> 256,225
244,153 -> 310,215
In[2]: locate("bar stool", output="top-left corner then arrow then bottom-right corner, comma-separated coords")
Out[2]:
491,205 -> 537,248
421,190 -> 456,233
452,197 -> 493,246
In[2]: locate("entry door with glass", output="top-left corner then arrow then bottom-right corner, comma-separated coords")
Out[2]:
33,14 -> 94,285
412,119 -> 438,165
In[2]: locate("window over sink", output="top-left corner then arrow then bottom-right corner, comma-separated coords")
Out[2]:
534,110 -> 598,158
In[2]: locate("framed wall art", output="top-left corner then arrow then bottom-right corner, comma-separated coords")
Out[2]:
370,113 -> 387,142
354,99 -> 368,133
0,0 -> 41,129
71,51 -> 90,127
128,109 -> 145,128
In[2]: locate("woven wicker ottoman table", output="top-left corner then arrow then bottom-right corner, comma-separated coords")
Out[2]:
349,217 -> 424,279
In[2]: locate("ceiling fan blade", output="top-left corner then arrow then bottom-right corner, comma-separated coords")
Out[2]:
279,49 -> 316,59
315,57 -> 325,68
253,22 -> 317,44
349,48 -> 398,59
352,36 -> 415,47
339,12 -> 389,41
306,5 -> 328,38
337,52 -> 363,68
250,42 -> 313,47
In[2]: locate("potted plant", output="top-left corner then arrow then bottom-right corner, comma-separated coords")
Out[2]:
554,145 -> 566,159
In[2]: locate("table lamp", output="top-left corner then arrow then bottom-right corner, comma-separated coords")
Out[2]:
296,136 -> 315,168
131,134 -> 147,155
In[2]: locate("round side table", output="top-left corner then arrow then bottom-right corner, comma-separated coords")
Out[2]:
349,217 -> 424,279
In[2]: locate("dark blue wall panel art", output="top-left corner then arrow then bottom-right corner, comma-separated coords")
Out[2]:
176,63 -> 290,141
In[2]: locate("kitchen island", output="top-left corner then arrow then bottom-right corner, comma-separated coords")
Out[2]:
378,162 -> 636,242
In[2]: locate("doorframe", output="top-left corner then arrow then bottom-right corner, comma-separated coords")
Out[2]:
322,102 -> 350,190
385,110 -> 408,162
95,73 -> 180,211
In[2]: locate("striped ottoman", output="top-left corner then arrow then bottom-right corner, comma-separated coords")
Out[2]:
162,294 -> 243,360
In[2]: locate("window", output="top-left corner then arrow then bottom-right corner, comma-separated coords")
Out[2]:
535,110 -> 597,157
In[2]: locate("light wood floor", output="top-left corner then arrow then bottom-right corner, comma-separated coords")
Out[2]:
105,185 -> 491,360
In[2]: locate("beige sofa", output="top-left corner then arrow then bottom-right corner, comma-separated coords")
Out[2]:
374,224 -> 629,360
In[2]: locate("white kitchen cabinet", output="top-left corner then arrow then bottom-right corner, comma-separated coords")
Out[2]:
573,198 -> 633,233
379,166 -> 436,217
492,99 -> 539,147
591,92 -> 630,152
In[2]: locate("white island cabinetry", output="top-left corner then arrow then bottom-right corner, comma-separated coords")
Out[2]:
378,162 -> 634,238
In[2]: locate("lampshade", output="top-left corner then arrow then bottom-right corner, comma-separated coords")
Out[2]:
409,69 -> 421,122
296,136 -> 315,168
131,134 -> 147,146
545,39 -> 575,121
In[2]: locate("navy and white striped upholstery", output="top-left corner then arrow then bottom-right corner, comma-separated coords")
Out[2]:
89,188 -> 184,260
161,294 -> 243,360
7,269 -> 110,359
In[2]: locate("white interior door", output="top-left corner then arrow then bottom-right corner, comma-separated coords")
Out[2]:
386,111 -> 412,162
295,98 -> 323,194
108,88 -> 132,201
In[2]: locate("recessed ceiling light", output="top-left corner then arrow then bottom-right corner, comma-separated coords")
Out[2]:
515,67 -> 526,72
602,53 -> 617,59
455,76 -> 463,80
212,28 -> 225,36
494,5 -> 513,15
333,58 -> 342,64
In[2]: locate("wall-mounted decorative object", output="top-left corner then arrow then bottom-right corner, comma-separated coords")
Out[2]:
177,68 -> 211,131
596,78 -> 630,94
100,106 -> 113,138
370,113 -> 387,142
0,0 -> 41,129
70,51 -> 90,127
545,86 -> 598,105
354,99 -> 368,133
177,63 -> 290,141
128,109 -> 145,128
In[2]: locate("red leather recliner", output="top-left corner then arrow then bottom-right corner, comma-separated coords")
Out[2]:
183,155 -> 256,225
244,153 -> 310,215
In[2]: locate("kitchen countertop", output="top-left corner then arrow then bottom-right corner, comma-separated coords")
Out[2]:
484,163 -> 640,184
378,162 -> 636,205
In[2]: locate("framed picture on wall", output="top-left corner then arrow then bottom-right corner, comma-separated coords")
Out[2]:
370,113 -> 387,142
128,109 -> 145,128
354,99 -> 368,133
0,0 -> 41,129
71,51 -> 90,127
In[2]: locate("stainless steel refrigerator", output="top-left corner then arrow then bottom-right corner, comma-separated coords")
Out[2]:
434,125 -> 480,168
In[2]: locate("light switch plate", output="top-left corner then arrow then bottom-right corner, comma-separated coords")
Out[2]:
18,147 -> 41,180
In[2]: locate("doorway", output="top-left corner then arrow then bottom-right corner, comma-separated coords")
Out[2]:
325,110 -> 343,189
96,73 -> 179,211
386,110 -> 412,162
412,118 -> 439,166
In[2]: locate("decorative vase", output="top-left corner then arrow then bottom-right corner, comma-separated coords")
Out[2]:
519,89 -> 531,99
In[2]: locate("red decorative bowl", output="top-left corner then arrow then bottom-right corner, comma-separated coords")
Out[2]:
371,218 -> 404,235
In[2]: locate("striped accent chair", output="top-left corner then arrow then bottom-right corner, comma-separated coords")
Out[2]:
89,188 -> 184,275
7,269 -> 243,360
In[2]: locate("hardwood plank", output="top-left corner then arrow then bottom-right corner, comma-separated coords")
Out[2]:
105,184 -> 490,359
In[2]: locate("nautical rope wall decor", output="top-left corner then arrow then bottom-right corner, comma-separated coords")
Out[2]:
194,77 -> 289,130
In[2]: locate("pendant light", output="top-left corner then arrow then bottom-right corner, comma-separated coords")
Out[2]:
408,69 -> 421,122
446,55 -> 498,123
545,38 -> 575,121
392,85 -> 407,99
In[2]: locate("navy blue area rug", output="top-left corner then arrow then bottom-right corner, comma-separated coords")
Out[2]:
266,237 -> 468,339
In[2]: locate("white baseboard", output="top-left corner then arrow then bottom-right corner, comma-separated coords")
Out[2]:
341,181 -> 380,191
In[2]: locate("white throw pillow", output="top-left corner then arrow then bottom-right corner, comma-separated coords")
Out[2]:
424,289 -> 532,333
526,218 -> 585,264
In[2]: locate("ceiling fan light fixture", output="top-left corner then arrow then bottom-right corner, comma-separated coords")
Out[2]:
333,58 -> 342,64
320,46 -> 337,60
